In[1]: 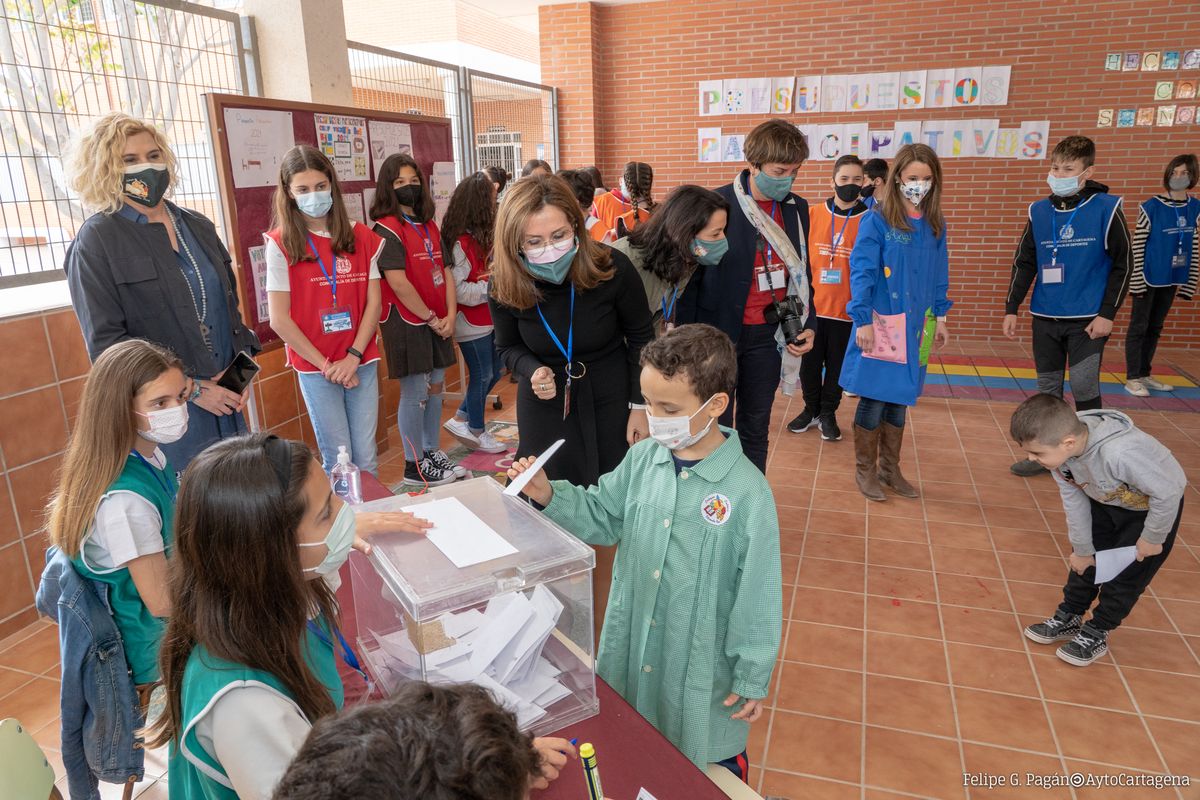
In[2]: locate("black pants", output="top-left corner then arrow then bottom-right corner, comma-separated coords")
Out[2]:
1124,287 -> 1178,380
1059,498 -> 1182,631
720,323 -> 781,474
1031,315 -> 1108,411
800,317 -> 852,415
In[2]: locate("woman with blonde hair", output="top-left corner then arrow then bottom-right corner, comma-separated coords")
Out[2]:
489,174 -> 653,633
63,113 -> 259,469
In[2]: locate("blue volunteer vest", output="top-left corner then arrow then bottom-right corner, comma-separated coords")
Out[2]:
1029,193 -> 1121,318
1141,196 -> 1200,287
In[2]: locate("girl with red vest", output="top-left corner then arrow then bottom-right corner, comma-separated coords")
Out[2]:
370,154 -> 464,486
440,172 -> 507,454
265,145 -> 383,475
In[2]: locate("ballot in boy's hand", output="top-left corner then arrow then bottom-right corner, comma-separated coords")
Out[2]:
508,457 -> 554,507
351,511 -> 434,556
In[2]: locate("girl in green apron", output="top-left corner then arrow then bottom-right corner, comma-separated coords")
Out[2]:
147,434 -> 432,799
47,338 -> 190,687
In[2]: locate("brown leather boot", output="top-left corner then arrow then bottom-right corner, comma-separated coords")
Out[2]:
878,422 -> 918,498
854,424 -> 886,502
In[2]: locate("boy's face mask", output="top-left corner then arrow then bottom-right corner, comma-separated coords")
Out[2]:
646,395 -> 717,451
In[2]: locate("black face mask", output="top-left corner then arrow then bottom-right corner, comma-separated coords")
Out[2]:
835,183 -> 863,203
395,185 -> 422,210
858,184 -> 876,200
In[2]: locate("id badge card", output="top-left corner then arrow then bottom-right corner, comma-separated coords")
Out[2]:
820,269 -> 842,285
1041,264 -> 1064,285
757,264 -> 787,291
1172,253 -> 1187,270
320,305 -> 354,334
431,265 -> 445,287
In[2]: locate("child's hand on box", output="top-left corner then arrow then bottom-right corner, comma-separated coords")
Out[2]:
507,456 -> 553,506
724,693 -> 764,723
1135,538 -> 1163,561
1069,552 -> 1096,575
353,511 -> 434,555
529,737 -> 577,789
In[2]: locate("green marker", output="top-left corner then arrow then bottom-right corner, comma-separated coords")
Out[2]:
579,742 -> 604,800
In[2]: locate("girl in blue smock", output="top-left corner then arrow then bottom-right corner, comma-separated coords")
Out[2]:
840,144 -> 952,503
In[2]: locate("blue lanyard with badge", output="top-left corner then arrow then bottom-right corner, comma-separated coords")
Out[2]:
756,201 -> 788,292
403,215 -> 444,288
822,205 -> 853,286
1042,201 -> 1083,285
1172,204 -> 1193,270
661,285 -> 679,331
131,450 -> 178,501
306,619 -> 374,695
535,285 -> 583,421
307,236 -> 354,335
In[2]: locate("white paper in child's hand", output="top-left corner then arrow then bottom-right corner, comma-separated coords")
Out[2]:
636,790 -> 660,800
504,439 -> 565,497
1094,546 -> 1138,584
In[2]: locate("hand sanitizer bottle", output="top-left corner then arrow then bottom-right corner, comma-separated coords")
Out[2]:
330,446 -> 362,504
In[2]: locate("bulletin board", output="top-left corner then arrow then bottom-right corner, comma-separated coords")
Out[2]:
203,93 -> 455,348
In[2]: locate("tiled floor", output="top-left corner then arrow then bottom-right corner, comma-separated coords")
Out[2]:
5,350 -> 1200,800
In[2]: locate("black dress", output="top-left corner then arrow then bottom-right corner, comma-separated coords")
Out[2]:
489,248 -> 654,485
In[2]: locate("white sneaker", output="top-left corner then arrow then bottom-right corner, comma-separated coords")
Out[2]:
844,391 -> 858,398
476,431 -> 508,454
1124,379 -> 1150,397
443,417 -> 479,446
1141,376 -> 1174,392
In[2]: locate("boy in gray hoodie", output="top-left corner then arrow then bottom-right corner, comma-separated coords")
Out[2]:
1009,393 -> 1185,666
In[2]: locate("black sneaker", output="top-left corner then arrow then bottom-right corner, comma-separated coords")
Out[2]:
1024,609 -> 1083,644
1010,458 -> 1049,477
1056,623 -> 1109,666
425,449 -> 467,480
818,413 -> 842,441
404,458 -> 457,486
787,409 -> 818,434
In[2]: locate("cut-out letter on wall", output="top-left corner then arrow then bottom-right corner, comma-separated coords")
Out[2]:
698,80 -> 723,116
698,128 -> 721,162
981,66 -> 1011,106
893,120 -> 923,149
723,80 -> 747,114
847,74 -> 872,111
953,67 -> 982,106
772,77 -> 794,113
796,76 -> 821,112
869,129 -> 896,158
1104,53 -> 1122,71
1155,81 -> 1175,101
1157,105 -> 1176,126
843,123 -> 869,158
1142,51 -> 1161,71
994,128 -> 1021,158
722,134 -> 746,162
900,70 -> 926,109
969,119 -> 1000,157
1176,106 -> 1196,125
1096,109 -> 1114,127
748,78 -> 772,114
822,75 -> 848,112
874,73 -> 900,110
1018,120 -> 1050,160
815,124 -> 845,160
1116,109 -> 1136,128
926,69 -> 956,108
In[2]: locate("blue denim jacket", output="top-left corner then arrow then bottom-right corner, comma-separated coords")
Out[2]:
35,547 -> 145,800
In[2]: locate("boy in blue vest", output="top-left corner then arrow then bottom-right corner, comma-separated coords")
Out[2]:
1002,136 -> 1132,477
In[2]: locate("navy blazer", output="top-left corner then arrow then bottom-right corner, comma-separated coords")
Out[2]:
677,169 -> 815,344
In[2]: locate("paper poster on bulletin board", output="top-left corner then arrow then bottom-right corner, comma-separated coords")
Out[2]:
205,94 -> 455,348
368,120 -> 413,177
314,114 -> 370,182
223,108 -> 295,188
430,162 -> 456,224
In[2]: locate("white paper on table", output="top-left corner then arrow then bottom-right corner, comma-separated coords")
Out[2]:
504,439 -> 565,497
1094,546 -> 1138,584
414,497 -> 517,568
469,592 -> 535,674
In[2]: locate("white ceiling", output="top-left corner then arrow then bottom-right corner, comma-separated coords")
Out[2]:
457,0 -> 652,33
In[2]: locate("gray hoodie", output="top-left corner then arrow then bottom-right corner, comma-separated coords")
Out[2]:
1053,410 -> 1186,556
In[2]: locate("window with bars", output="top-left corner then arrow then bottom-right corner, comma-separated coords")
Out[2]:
0,0 -> 252,290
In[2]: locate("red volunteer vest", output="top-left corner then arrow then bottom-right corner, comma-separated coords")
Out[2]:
266,222 -> 382,373
375,215 -> 448,325
457,233 -> 493,327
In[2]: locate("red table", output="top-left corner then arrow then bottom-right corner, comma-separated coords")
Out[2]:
342,473 -> 727,800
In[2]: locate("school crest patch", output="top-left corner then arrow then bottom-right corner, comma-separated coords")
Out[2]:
702,493 -> 731,526
126,178 -> 150,200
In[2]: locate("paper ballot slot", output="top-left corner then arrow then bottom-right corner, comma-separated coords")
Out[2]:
350,477 -> 598,734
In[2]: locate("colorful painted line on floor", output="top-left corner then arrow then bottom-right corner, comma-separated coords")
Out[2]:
922,355 -> 1200,411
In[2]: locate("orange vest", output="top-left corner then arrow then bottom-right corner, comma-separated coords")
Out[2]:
590,190 -> 631,241
808,202 -> 868,322
614,205 -> 653,238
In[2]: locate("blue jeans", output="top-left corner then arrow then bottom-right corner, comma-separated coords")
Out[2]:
456,334 -> 502,432
399,367 -> 446,462
296,362 -> 379,475
854,396 -> 907,431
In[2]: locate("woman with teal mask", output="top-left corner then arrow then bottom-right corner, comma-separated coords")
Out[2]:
149,434 -> 430,800
612,184 -> 730,335
676,119 -> 818,474
488,174 -> 654,640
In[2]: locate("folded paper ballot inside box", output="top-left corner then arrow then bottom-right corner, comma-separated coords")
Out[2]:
350,477 -> 599,734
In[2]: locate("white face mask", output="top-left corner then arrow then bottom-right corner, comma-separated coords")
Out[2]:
619,178 -> 629,198
899,179 -> 933,206
137,404 -> 189,444
299,503 -> 356,578
646,396 -> 716,451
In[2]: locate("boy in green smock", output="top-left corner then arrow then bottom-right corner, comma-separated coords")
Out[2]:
509,323 -> 782,777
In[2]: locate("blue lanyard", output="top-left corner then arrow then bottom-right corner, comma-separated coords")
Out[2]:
535,285 -> 574,367
1049,201 -> 1084,263
306,236 -> 337,305
130,451 -> 176,501
402,215 -> 436,260
1176,199 -> 1193,255
661,285 -> 678,323
831,203 -> 853,253
307,620 -> 371,688
763,201 -> 779,264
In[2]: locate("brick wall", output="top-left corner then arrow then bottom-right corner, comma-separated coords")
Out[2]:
541,0 -> 1200,344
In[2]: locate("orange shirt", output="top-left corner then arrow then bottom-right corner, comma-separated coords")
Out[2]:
590,189 -> 631,241
808,200 -> 868,321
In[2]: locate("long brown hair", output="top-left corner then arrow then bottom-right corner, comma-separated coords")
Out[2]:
369,153 -> 436,223
271,145 -> 356,262
147,435 -> 340,749
46,339 -> 183,556
440,171 -> 496,255
489,174 -> 613,310
876,143 -> 945,238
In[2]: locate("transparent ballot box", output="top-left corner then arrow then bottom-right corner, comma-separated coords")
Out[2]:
349,476 -> 598,734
